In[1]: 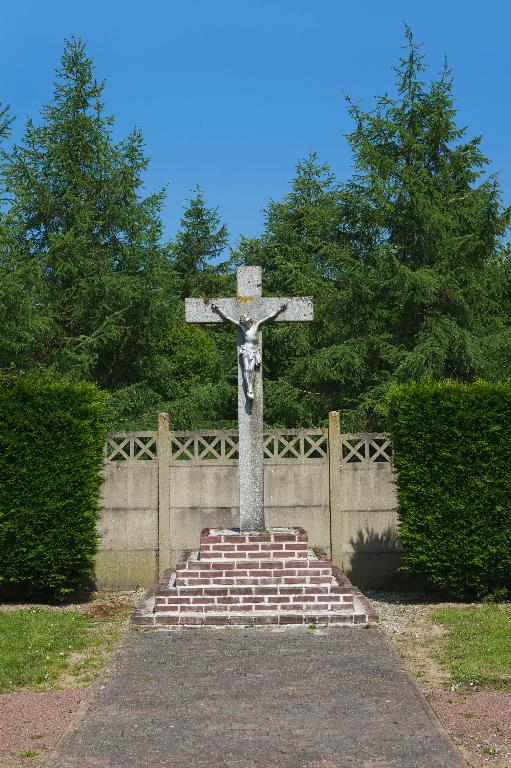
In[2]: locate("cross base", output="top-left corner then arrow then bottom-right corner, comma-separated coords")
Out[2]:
132,527 -> 379,626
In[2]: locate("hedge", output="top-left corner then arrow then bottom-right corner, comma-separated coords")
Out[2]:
387,380 -> 511,600
0,375 -> 108,600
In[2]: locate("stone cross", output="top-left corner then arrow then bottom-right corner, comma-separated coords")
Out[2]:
185,266 -> 313,531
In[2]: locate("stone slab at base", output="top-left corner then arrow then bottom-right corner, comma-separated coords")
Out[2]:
132,527 -> 378,627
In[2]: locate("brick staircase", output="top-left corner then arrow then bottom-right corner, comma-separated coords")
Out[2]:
132,527 -> 378,627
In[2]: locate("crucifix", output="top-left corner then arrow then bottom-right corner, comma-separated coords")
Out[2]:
185,266 -> 313,531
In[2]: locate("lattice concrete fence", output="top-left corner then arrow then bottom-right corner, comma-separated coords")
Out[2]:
97,412 -> 398,590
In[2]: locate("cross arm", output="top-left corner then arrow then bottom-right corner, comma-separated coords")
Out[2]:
185,297 -> 313,324
185,298 -> 238,324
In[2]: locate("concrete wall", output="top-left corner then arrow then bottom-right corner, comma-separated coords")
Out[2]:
97,459 -> 159,589
337,462 -> 399,588
330,430 -> 399,589
97,418 -> 399,591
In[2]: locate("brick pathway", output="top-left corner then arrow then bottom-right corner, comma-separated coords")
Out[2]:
49,627 -> 465,768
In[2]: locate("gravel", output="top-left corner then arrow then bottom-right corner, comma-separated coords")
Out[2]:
0,590 -> 144,614
430,690 -> 511,768
366,591 -> 448,633
0,591 -> 140,768
367,591 -> 511,768
0,690 -> 86,766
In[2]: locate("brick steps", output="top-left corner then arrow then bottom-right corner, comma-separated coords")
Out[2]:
132,527 -> 378,627
137,610 -> 364,626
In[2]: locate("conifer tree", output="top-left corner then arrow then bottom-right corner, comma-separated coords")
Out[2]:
160,188 -> 236,427
2,39 -> 172,388
237,30 -> 511,429
0,104 -> 49,368
170,185 -> 229,296
237,154 -> 377,426
341,27 -> 511,396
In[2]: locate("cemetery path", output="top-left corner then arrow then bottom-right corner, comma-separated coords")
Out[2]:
48,627 -> 466,768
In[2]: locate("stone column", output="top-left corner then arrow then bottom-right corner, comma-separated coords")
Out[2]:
237,267 -> 264,531
157,412 -> 171,576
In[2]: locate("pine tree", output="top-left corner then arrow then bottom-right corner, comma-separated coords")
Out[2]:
170,185 -> 229,295
158,188 -> 236,427
0,104 -> 50,369
2,39 -> 172,388
341,28 -> 511,394
237,30 -> 511,429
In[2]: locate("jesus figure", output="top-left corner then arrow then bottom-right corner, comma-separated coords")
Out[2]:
211,302 -> 287,400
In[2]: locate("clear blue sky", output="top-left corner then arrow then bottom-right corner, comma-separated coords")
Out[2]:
2,1 -> 510,247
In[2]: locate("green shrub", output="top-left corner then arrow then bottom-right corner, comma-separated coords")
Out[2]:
0,375 -> 108,600
387,380 -> 511,600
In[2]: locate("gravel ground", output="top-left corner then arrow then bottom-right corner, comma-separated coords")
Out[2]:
367,592 -> 511,768
0,591 -> 140,768
430,690 -> 511,768
0,691 -> 86,768
367,591 -> 451,634
0,590 -> 144,614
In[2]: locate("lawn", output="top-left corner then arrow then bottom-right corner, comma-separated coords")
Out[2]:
432,603 -> 511,689
0,599 -> 133,693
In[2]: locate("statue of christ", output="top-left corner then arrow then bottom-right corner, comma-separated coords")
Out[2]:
211,302 -> 287,400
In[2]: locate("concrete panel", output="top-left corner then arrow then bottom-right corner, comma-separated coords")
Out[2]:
102,463 -> 158,508
98,427 -> 401,591
97,508 -> 158,551
95,550 -> 157,590
165,462 -> 331,567
99,460 -> 158,589
169,465 -> 239,507
343,551 -> 403,590
265,464 -> 328,507
340,509 -> 400,553
340,464 -> 397,511
332,444 -> 400,586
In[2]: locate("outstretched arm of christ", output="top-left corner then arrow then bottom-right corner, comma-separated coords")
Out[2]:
211,303 -> 238,325
254,302 -> 288,330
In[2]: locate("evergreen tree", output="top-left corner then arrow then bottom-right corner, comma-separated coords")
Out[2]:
2,39 -> 173,388
0,104 -> 49,369
237,154 -> 378,427
341,27 -> 511,396
158,189 -> 236,428
2,31 -> 509,432
237,30 -> 511,429
170,185 -> 229,295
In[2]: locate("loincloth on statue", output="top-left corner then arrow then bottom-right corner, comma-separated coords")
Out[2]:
239,344 -> 262,366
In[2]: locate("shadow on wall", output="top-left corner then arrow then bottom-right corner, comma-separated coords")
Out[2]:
347,525 -> 419,591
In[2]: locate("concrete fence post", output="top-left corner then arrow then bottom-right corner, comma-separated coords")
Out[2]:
328,411 -> 343,568
157,412 -> 171,577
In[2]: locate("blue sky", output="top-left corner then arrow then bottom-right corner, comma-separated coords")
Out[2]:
1,1 -> 510,247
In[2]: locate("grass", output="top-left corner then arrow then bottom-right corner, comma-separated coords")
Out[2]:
432,603 -> 511,689
0,600 -> 132,693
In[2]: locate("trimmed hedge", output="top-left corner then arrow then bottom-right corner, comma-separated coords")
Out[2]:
387,381 -> 511,600
0,375 -> 108,600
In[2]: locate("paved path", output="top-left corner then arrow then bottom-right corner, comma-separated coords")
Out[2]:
50,627 -> 465,768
